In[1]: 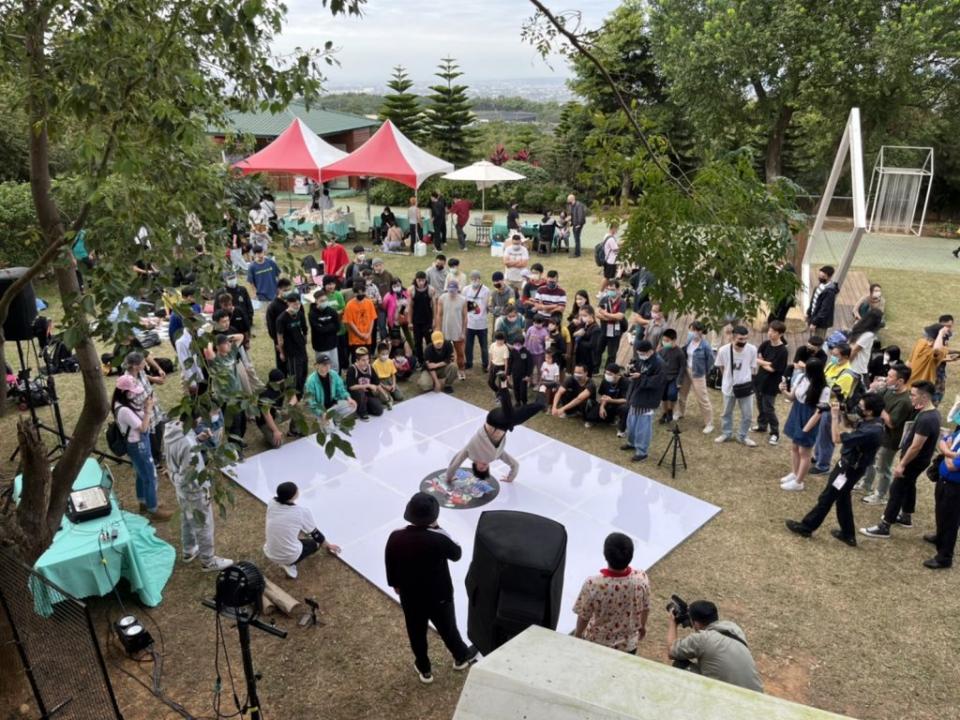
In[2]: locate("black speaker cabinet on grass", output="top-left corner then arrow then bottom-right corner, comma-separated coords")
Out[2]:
0,267 -> 38,341
465,510 -> 567,655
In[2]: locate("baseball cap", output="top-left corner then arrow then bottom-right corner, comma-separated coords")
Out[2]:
355,347 -> 369,356
315,352 -> 331,364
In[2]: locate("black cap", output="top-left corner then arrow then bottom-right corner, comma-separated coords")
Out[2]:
275,482 -> 298,504
404,492 -> 439,526
268,368 -> 285,383
315,352 -> 331,364
636,340 -> 653,353
732,325 -> 749,336
492,271 -> 504,281
285,291 -> 301,302
605,362 -> 621,373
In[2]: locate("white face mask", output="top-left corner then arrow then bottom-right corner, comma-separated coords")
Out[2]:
379,354 -> 389,361
226,278 -> 237,288
604,373 -> 615,383
357,254 -> 366,262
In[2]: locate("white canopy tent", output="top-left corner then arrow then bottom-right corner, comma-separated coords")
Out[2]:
441,160 -> 526,212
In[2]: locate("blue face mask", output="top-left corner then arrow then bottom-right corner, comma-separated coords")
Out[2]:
686,331 -> 696,344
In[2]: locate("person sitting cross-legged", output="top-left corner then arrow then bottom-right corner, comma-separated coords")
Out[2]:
346,347 -> 387,420
417,331 -> 459,394
573,532 -> 651,654
304,353 -> 357,424
263,481 -> 341,580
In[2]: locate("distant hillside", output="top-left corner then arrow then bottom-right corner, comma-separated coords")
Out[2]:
318,93 -> 563,125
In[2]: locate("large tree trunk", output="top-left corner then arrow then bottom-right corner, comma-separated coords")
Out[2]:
14,419 -> 54,564
764,104 -> 794,182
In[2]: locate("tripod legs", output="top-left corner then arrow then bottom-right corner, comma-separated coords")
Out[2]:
657,428 -> 687,479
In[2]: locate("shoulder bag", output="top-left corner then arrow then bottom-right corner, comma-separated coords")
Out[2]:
730,344 -> 754,399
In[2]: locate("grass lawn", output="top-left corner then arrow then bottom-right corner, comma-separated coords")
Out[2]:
3,233 -> 959,720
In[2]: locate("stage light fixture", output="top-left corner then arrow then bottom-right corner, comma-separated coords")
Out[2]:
114,614 -> 154,655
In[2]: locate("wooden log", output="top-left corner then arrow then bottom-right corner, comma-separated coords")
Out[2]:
263,577 -> 301,616
261,592 -> 277,615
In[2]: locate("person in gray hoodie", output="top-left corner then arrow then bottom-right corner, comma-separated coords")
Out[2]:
445,383 -> 543,483
163,417 -> 233,571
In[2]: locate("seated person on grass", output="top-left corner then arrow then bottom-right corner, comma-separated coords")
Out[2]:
346,347 -> 388,420
256,368 -> 293,448
373,341 -> 403,404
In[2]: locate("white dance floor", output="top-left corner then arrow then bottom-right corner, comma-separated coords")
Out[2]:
230,394 -> 720,635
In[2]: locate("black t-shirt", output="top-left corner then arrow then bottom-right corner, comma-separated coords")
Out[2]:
756,340 -> 789,394
265,297 -> 287,340
425,341 -> 454,366
562,376 -> 596,402
256,386 -> 283,428
901,408 -> 941,475
308,305 -> 340,352
598,377 -> 628,400
346,364 -> 379,389
793,346 -> 827,368
509,346 -> 532,378
319,374 -> 335,409
507,208 -> 520,229
839,418 -> 883,473
276,309 -> 307,357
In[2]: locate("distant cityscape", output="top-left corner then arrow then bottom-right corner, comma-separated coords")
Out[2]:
324,76 -> 575,103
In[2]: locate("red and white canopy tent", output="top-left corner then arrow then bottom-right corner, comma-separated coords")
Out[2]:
232,117 -> 348,180
319,120 -> 454,225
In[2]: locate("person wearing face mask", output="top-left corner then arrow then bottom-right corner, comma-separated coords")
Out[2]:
309,288 -> 342,375
418,331 -> 458,394
573,305 -> 604,376
853,283 -> 885,323
714,326 -> 758,447
437,281 -> 468,380
443,257 -> 467,292
621,341 -> 666,461
344,245 -> 371,287
343,281 -> 377,361
383,278 -> 413,352
503,233 -> 529,294
567,289 -> 590,369
524,313 -> 551,384
752,320 -> 789,445
552,364 -> 597,419
867,344 -> 899,386
426,253 -> 448,294
219,271 -> 254,331
810,343 -> 857,475
409,271 -> 438,368
346,347 -> 386,420
790,335 -> 827,386
533,269 -> 567,316
786,394 -> 885,546
597,280 -> 627,370
275,291 -> 309,395
862,380 -> 942,539
508,338 -> 534,405
588,362 -> 629,432
520,263 -> 546,319
488,271 -> 516,330
806,265 -> 838,334
658,329 -> 686,425
494,301 -> 526,346
858,364 -> 914,505
678,321 -> 716,434
464,271 -> 491,373
373,341 -> 403,405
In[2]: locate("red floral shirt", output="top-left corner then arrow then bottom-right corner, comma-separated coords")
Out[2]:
573,567 -> 651,652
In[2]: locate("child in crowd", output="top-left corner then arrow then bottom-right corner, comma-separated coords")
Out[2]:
546,314 -> 567,376
488,331 -> 511,394
508,339 -> 533,405
524,312 -> 550,383
373,341 -> 403,405
538,349 -> 561,408
658,328 -> 686,424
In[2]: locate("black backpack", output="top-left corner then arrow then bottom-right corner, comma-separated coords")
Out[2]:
594,238 -> 607,267
42,337 -> 79,374
105,413 -> 130,457
837,368 -> 865,415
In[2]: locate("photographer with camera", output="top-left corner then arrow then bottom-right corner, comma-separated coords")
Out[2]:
666,598 -> 763,692
786,393 -> 885,546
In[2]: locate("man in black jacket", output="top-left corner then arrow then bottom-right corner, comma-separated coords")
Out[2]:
385,493 -> 477,684
265,278 -> 293,371
806,265 -> 839,333
622,340 -> 667,462
430,192 -> 447,252
566,193 -> 587,258
308,288 -> 341,374
219,270 -> 254,330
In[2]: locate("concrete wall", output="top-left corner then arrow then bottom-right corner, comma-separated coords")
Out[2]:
453,626 -> 852,720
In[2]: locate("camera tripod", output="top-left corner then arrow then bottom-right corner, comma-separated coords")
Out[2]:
8,339 -> 67,462
657,423 -> 687,479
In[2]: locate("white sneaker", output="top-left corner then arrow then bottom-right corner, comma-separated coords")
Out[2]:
584,422 -> 593,428
861,492 -> 885,505
282,563 -> 299,579
181,546 -> 200,564
458,371 -> 466,381
852,480 -> 865,492
781,479 -> 805,492
702,425 -> 714,434
714,434 -> 731,443
768,435 -> 779,446
740,437 -> 758,447
201,556 -> 234,572
780,472 -> 797,485
616,430 -> 626,438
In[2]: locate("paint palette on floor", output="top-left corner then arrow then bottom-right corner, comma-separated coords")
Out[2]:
229,393 -> 720,635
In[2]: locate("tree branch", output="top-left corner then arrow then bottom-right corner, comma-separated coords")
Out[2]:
527,0 -> 692,196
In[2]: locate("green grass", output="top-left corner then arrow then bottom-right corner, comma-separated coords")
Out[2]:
3,244 -> 959,720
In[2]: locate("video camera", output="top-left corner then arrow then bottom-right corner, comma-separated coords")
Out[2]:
666,594 -> 691,628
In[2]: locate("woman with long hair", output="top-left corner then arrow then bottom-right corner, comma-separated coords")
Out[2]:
566,290 -> 590,370
853,283 -> 885,321
781,358 -> 830,492
113,375 -> 172,520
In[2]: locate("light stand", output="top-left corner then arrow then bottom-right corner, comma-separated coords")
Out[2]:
657,423 -> 687,479
9,339 -> 67,461
201,562 -> 286,720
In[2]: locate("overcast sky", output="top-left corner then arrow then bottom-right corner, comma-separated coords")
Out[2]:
276,0 -> 620,86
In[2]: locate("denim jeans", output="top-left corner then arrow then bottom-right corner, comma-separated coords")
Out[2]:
813,412 -> 834,471
721,394 -> 753,441
627,407 -> 654,457
127,435 -> 159,511
455,223 -> 467,249
861,445 -> 896,497
465,328 -> 488,369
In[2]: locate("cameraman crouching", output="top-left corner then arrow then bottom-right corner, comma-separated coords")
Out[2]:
666,600 -> 763,692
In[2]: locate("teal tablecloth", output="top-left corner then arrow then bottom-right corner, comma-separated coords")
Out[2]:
373,216 -> 433,234
283,216 -> 351,239
14,458 -> 176,616
490,222 -> 551,241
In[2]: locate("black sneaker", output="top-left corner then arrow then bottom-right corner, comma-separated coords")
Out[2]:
358,414 -> 371,422
894,513 -> 913,528
808,466 -> 829,476
751,425 -> 767,433
453,646 -> 479,670
860,523 -> 891,538
785,520 -> 811,538
620,444 -> 635,452
923,557 -> 951,570
923,532 -> 938,545
631,454 -> 648,463
415,665 -> 433,684
830,528 -> 857,547
443,386 -> 455,394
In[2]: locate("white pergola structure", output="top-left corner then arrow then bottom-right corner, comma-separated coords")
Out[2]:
866,145 -> 934,236
802,108 -> 867,310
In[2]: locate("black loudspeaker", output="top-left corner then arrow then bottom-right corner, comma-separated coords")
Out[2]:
465,510 -> 567,655
0,267 -> 38,341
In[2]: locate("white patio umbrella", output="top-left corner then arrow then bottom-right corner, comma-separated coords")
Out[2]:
441,160 -> 526,213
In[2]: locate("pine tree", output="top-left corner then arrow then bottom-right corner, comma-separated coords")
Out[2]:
379,65 -> 422,141
425,57 -> 477,166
